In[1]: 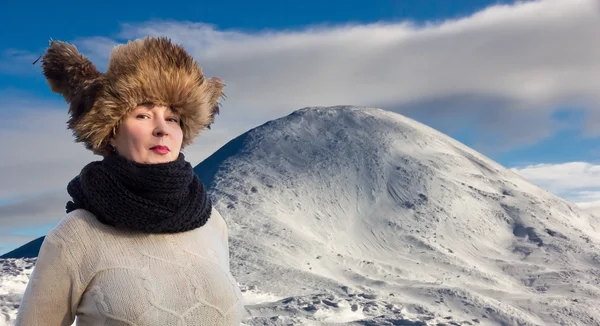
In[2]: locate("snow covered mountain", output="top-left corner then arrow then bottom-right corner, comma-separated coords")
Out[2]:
2,105 -> 600,325
195,106 -> 600,325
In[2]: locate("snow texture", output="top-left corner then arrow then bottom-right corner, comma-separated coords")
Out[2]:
2,106 -> 600,326
1,259 -> 35,326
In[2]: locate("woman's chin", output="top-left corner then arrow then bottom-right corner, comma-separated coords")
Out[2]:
122,151 -> 177,164
145,152 -> 176,164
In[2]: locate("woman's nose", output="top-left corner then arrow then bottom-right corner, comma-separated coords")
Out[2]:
153,120 -> 170,137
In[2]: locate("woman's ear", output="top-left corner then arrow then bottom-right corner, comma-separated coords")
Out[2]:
108,125 -> 119,146
107,138 -> 118,154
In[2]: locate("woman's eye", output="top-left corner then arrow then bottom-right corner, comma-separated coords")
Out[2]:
137,114 -> 150,119
168,117 -> 179,123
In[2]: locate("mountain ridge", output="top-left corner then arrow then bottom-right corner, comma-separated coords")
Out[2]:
193,105 -> 600,325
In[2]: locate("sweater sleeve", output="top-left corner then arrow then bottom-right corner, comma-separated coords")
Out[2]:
14,232 -> 82,326
214,208 -> 231,267
221,213 -> 231,267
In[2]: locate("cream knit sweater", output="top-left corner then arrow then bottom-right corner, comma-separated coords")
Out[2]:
15,208 -> 245,326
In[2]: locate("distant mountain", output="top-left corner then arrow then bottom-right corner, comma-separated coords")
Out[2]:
0,236 -> 45,259
3,106 -> 600,325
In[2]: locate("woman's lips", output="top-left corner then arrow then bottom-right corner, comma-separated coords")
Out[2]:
150,145 -> 170,155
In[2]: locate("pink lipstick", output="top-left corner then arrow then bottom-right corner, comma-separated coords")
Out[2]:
150,145 -> 170,155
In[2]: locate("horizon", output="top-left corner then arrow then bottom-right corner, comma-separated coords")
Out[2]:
1,0 -> 600,254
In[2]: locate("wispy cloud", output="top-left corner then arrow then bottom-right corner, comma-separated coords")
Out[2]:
0,48 -> 42,76
0,97 -> 96,199
0,191 -> 70,228
511,162 -> 600,192
4,0 -> 599,149
511,161 -> 600,215
576,191 -> 600,215
85,0 -> 600,150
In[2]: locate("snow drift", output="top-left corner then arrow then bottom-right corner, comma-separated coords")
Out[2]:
3,105 -> 600,325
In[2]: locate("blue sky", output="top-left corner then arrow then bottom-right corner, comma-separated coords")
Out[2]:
3,0 -> 514,46
1,0 -> 599,254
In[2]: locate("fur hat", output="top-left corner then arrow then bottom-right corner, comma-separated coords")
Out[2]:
40,36 -> 224,156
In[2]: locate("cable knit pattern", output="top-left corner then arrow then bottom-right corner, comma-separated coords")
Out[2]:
14,208 -> 245,326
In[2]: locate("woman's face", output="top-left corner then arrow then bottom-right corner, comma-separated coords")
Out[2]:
110,104 -> 183,164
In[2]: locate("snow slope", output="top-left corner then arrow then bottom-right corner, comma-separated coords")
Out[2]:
0,259 -> 34,326
196,106 -> 600,325
2,105 -> 600,325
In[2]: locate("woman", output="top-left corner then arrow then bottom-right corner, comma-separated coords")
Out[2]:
15,37 -> 245,325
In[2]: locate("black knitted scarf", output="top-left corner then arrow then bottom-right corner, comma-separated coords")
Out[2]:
65,152 -> 212,233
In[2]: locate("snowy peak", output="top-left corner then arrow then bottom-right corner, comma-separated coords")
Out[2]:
196,105 -> 600,325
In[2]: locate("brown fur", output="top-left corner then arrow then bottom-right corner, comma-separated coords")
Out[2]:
41,37 -> 224,156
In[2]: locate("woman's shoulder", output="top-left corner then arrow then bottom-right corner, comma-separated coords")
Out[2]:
46,209 -> 111,245
209,207 -> 227,226
45,209 -> 137,267
208,207 -> 232,235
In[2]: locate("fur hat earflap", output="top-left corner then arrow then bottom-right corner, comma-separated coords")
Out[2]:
41,36 -> 224,156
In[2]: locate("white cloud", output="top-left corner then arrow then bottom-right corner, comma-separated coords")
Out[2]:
103,0 -> 598,149
5,0 -> 596,148
0,97 -> 97,198
511,162 -> 600,215
575,191 -> 600,215
510,162 -> 600,192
